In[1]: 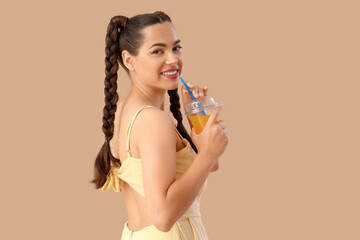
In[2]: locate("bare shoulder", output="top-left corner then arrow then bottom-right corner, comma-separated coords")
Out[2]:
128,107 -> 175,159
134,107 -> 175,139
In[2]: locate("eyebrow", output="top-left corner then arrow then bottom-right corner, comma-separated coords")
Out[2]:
148,39 -> 181,49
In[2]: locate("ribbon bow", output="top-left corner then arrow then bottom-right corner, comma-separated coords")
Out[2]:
101,166 -> 124,192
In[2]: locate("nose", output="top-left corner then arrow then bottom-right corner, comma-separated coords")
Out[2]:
165,51 -> 179,65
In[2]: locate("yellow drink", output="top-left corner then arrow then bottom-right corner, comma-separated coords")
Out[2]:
188,115 -> 216,134
188,115 -> 210,134
185,96 -> 218,134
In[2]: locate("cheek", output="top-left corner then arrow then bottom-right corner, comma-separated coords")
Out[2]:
138,59 -> 158,75
178,55 -> 184,72
141,62 -> 163,82
178,53 -> 184,65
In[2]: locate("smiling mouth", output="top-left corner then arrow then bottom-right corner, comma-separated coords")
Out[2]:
161,70 -> 179,76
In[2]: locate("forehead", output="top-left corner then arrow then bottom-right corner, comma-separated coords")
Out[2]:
140,22 -> 179,48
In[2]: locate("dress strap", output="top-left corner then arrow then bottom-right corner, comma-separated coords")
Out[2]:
125,105 -> 156,157
174,127 -> 184,141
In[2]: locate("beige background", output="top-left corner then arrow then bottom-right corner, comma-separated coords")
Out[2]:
1,0 -> 359,239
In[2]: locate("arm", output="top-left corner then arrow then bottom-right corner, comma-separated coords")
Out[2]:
136,108 -> 214,232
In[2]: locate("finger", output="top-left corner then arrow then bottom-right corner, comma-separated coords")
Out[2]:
182,88 -> 191,95
182,85 -> 192,96
199,86 -> 208,98
192,86 -> 199,98
181,84 -> 187,93
203,86 -> 208,96
190,127 -> 198,139
208,104 -> 224,124
217,122 -> 225,129
182,83 -> 192,91
182,82 -> 192,90
199,89 -> 205,98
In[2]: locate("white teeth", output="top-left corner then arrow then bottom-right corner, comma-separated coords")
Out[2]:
162,70 -> 177,75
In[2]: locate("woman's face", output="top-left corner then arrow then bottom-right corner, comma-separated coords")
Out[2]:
130,22 -> 183,91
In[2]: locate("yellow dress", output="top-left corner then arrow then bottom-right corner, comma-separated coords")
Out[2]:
102,105 -> 209,240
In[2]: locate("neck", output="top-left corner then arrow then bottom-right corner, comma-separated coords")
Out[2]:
127,82 -> 166,110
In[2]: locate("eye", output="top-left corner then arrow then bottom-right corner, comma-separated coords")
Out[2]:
173,46 -> 183,51
152,49 -> 163,54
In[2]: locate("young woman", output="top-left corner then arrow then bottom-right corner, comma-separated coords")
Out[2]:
91,11 -> 228,240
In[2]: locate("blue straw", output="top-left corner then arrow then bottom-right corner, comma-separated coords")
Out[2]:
180,77 -> 206,115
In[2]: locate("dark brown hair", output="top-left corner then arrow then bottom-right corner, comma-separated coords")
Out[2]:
90,11 -> 197,189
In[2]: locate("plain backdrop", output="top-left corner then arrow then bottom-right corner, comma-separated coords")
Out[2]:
1,0 -> 359,239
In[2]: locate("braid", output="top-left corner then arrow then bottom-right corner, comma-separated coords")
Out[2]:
91,17 -> 126,189
103,20 -> 120,144
168,89 -> 198,154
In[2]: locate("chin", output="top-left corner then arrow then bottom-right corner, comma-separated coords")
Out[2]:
169,83 -> 179,91
164,79 -> 179,91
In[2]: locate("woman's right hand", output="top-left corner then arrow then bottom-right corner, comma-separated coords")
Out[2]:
190,104 -> 228,169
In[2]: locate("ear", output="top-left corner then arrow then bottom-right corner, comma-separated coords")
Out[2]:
122,50 -> 135,71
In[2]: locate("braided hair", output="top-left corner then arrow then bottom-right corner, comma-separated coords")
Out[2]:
91,11 -> 196,189
168,89 -> 198,153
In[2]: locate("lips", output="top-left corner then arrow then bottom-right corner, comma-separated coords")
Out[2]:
160,68 -> 179,79
161,68 -> 179,74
